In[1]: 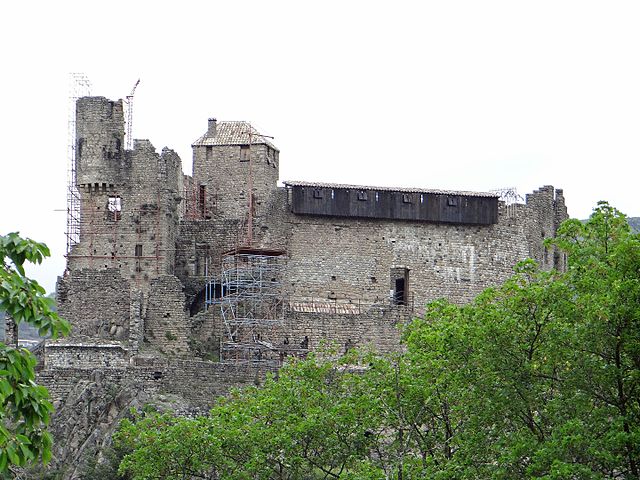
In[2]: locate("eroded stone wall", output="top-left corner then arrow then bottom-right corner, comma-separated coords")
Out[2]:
56,269 -> 131,341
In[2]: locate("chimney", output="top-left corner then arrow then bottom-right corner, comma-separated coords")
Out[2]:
207,118 -> 217,137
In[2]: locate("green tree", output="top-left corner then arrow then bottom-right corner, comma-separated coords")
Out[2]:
114,203 -> 640,479
116,352 -> 382,479
545,202 -> 640,478
0,233 -> 70,475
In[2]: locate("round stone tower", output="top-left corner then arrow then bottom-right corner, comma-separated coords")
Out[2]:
75,96 -> 126,188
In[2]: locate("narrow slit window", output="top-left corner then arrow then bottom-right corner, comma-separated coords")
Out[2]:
135,244 -> 142,272
199,184 -> 206,218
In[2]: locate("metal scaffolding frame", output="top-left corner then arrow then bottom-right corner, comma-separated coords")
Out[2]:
66,73 -> 92,255
207,248 -> 287,365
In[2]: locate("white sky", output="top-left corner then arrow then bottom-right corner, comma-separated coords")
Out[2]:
1,1 -> 638,293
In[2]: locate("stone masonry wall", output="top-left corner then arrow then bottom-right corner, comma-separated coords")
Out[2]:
192,143 -> 279,230
56,269 -> 131,341
144,275 -> 190,355
273,186 -> 566,310
45,344 -> 129,369
75,97 -> 126,187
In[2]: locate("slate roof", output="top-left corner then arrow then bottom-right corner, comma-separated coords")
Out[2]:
192,121 -> 278,150
283,181 -> 499,198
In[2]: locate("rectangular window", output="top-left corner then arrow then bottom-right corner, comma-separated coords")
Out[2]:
107,196 -> 122,221
447,197 -> 458,206
391,267 -> 410,306
240,145 -> 250,162
313,188 -> 323,199
402,193 -> 412,204
135,244 -> 142,272
357,190 -> 368,201
199,184 -> 206,218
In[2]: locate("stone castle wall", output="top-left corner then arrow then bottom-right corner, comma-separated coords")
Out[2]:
41,95 -> 570,478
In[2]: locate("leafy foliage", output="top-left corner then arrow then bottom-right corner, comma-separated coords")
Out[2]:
115,203 -> 640,479
0,233 -> 70,475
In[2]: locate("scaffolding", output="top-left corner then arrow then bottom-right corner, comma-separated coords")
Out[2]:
490,187 -> 524,218
207,248 -> 288,365
66,73 -> 92,255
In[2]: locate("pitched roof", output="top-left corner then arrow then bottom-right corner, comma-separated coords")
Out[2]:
283,180 -> 498,198
192,121 -> 278,150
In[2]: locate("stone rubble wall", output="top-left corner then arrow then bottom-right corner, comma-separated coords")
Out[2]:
144,275 -> 190,355
56,269 -> 131,340
192,143 -> 279,224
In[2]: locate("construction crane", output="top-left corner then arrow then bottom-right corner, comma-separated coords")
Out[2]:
125,79 -> 140,150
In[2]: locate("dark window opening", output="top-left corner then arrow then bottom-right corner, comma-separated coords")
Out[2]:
107,196 -> 122,221
313,188 -> 323,199
135,244 -> 142,272
240,145 -> 250,162
357,190 -> 368,201
391,267 -> 410,306
447,197 -> 458,206
199,184 -> 207,218
402,193 -> 412,204
394,278 -> 406,305
267,147 -> 276,166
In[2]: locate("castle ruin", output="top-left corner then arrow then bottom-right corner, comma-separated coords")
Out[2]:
36,95 -> 567,475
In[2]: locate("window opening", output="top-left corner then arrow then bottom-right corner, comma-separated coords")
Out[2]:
447,197 -> 458,206
199,184 -> 206,218
240,145 -> 250,162
402,193 -> 412,204
313,188 -> 323,199
394,278 -> 406,305
357,190 -> 368,201
391,267 -> 410,306
135,244 -> 142,272
107,196 -> 122,221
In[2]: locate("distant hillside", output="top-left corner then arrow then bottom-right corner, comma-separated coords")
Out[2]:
0,311 -> 44,342
580,217 -> 639,234
0,293 -> 56,342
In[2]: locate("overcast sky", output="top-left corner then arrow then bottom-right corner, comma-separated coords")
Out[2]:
1,1 -> 639,293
